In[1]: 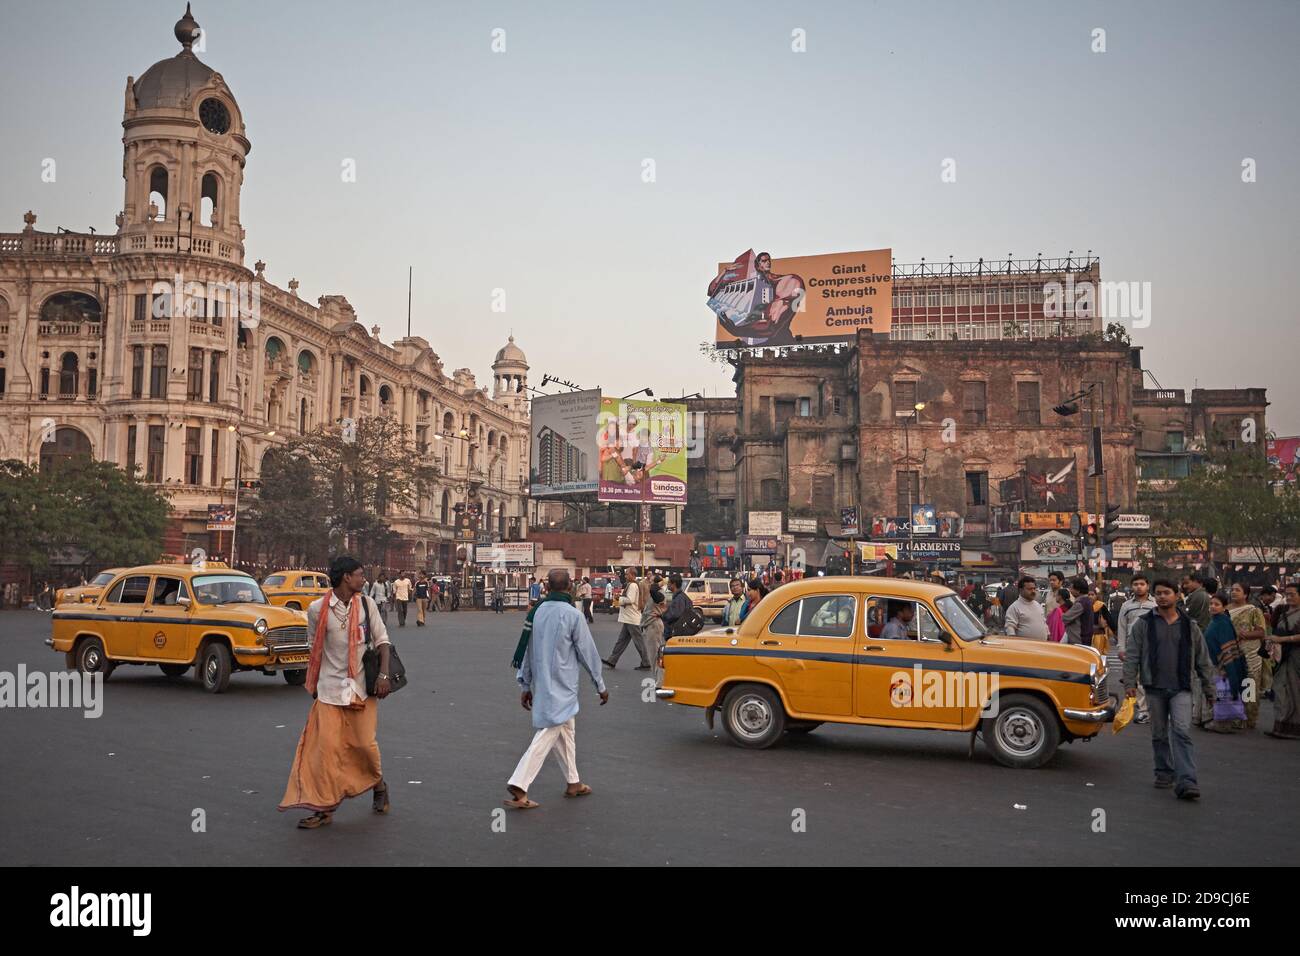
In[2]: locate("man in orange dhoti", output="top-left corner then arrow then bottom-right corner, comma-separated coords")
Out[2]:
280,554 -> 394,828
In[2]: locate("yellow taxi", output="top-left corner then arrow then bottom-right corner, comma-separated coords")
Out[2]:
683,577 -> 736,621
47,564 -> 312,693
55,568 -> 126,606
260,569 -> 330,610
656,576 -> 1115,769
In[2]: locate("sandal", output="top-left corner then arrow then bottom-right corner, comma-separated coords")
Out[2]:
564,784 -> 593,798
503,795 -> 540,809
372,782 -> 390,814
297,811 -> 332,829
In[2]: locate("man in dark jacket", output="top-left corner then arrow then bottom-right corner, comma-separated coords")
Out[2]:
1121,579 -> 1217,801
661,574 -> 691,637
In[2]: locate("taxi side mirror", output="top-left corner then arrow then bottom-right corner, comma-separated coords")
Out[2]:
176,595 -> 192,608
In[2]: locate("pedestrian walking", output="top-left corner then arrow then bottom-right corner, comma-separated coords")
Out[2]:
723,577 -> 746,627
996,579 -> 1018,628
604,567 -> 649,670
415,572 -> 430,626
429,579 -> 441,612
450,580 -> 460,611
1047,589 -> 1070,643
528,576 -> 542,607
641,581 -> 668,684
1202,591 -> 1248,732
1115,574 -> 1157,724
504,569 -> 608,809
1227,581 -> 1267,729
1181,574 -> 1212,631
578,576 -> 594,623
661,573 -> 692,637
393,571 -> 412,627
1266,581 -> 1300,739
1121,579 -> 1217,801
1061,576 -> 1094,645
1003,576 -> 1049,639
739,578 -> 767,623
492,585 -> 505,613
279,555 -> 393,828
367,572 -> 391,626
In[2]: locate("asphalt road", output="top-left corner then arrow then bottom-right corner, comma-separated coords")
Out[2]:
1,608 -> 1296,866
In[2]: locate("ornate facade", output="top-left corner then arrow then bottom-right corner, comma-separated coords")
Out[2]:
0,6 -> 530,570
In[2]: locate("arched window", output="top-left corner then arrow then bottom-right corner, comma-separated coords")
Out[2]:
264,337 -> 284,361
58,352 -> 79,397
299,398 -> 308,433
148,166 -> 169,220
360,375 -> 371,396
297,350 -> 315,375
442,411 -> 454,433
40,291 -> 102,327
40,426 -> 91,471
378,384 -> 392,405
440,490 -> 450,525
200,172 -> 219,227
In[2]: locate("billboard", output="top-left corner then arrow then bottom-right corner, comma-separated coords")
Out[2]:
596,397 -> 688,505
1020,531 -> 1083,563
206,504 -> 234,531
868,515 -> 965,538
741,535 -> 780,554
1267,436 -> 1300,482
529,389 -> 601,497
1019,512 -> 1074,530
748,511 -> 783,535
1024,457 -> 1078,511
840,507 -> 860,536
472,542 -> 539,567
708,248 -> 892,346
788,517 -> 819,534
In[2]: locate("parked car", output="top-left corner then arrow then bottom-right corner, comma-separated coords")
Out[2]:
261,569 -> 330,611
683,577 -> 735,620
656,576 -> 1114,769
47,565 -> 311,693
55,568 -> 126,606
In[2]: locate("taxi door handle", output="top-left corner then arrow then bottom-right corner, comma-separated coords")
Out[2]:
761,639 -> 782,646
862,645 -> 885,652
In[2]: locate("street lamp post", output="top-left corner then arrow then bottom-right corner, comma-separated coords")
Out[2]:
227,425 -> 275,569
901,402 -> 926,572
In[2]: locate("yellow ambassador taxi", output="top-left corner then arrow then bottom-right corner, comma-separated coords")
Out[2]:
55,568 -> 126,606
261,569 -> 331,611
47,564 -> 312,693
656,576 -> 1116,769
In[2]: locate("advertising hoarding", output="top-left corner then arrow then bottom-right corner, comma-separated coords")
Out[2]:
910,503 -> 937,534
529,389 -> 601,497
788,517 -> 819,534
741,535 -> 780,554
868,515 -> 965,538
748,511 -> 784,536
708,248 -> 893,346
839,507 -> 860,536
1024,457 -> 1078,511
1267,436 -> 1300,482
1020,531 -> 1083,563
596,397 -> 688,505
1019,512 -> 1074,530
472,542 -> 539,567
206,504 -> 234,531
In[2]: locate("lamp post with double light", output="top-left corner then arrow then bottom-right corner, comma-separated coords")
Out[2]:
900,402 -> 926,565
226,424 -> 275,569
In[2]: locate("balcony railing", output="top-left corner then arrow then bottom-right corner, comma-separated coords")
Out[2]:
39,321 -> 101,337
0,232 -> 118,256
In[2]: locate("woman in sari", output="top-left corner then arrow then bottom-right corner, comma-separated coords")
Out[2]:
1227,582 -> 1267,729
640,583 -> 668,685
1266,582 -> 1300,739
1047,589 -> 1070,643
1202,592 -> 1248,732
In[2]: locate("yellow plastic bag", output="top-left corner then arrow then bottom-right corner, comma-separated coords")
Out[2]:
1112,695 -> 1135,734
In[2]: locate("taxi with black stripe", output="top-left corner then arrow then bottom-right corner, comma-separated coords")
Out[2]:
260,569 -> 330,611
47,564 -> 312,693
656,576 -> 1115,768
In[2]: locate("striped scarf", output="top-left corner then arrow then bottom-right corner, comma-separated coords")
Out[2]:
306,591 -> 362,697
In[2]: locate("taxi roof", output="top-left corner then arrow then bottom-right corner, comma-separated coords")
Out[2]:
768,576 -> 956,600
118,564 -> 251,579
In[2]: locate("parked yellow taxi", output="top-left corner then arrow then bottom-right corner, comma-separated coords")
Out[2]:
55,568 -> 126,606
47,565 -> 312,693
261,569 -> 330,610
656,576 -> 1115,768
684,577 -> 736,621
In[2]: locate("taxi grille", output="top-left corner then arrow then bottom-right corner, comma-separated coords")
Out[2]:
265,626 -> 310,653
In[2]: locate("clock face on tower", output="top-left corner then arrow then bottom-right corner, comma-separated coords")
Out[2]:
199,98 -> 231,134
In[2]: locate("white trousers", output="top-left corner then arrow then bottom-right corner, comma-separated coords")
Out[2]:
508,718 -> 579,792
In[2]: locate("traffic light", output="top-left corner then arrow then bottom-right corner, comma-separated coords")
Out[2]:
237,478 -> 261,491
1103,505 -> 1124,544
1084,521 -> 1099,547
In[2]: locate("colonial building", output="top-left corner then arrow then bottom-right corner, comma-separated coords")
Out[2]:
0,7 -> 530,570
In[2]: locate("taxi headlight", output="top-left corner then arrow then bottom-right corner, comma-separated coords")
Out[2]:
254,618 -> 268,637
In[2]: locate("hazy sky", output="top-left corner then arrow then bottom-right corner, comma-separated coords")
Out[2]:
3,0 -> 1297,430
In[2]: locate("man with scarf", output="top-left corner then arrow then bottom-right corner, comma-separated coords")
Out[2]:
1122,579 -> 1216,801
279,554 -> 393,828
505,568 -> 608,809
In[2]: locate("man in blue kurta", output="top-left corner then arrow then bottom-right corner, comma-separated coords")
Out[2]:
505,569 -> 609,809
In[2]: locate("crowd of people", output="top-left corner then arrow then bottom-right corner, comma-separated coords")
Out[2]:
361,569 -> 460,624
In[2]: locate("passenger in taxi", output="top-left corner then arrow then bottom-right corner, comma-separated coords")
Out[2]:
881,602 -> 916,641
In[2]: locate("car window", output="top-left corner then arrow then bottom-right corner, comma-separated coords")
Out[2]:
915,604 -> 945,643
687,581 -> 706,594
263,574 -> 287,587
873,598 -> 923,641
192,574 -> 266,606
936,594 -> 987,641
91,571 -> 116,586
768,599 -> 802,636
107,575 -> 151,605
150,577 -> 187,606
800,594 -> 856,638
709,582 -> 732,595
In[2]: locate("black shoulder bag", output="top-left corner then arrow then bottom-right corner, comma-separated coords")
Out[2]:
360,594 -> 408,695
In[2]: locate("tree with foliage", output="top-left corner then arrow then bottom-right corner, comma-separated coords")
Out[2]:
241,448 -> 331,567
0,457 -> 171,573
246,416 -> 440,566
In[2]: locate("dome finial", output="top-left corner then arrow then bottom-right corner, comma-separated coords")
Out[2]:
175,3 -> 200,53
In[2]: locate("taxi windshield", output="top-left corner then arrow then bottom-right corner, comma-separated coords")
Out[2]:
192,574 -> 266,606
91,572 -> 116,586
936,593 -> 987,641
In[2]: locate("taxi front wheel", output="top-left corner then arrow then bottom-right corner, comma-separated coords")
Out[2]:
198,642 -> 232,694
721,684 -> 786,749
982,694 -> 1061,769
283,669 -> 307,686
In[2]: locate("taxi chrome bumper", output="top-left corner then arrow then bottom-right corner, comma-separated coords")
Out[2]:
655,688 -> 676,700
1064,695 -> 1118,723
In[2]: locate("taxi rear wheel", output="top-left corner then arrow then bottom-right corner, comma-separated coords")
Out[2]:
983,694 -> 1060,769
198,642 -> 232,694
75,638 -> 115,680
721,684 -> 785,749
283,669 -> 307,686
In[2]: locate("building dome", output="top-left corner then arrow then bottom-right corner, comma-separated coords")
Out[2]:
132,5 -> 217,109
493,335 -> 527,367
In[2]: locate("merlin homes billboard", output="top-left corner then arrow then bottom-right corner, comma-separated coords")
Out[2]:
596,397 -> 688,505
708,248 -> 892,346
529,389 -> 601,497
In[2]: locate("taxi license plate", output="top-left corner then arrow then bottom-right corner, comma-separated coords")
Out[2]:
279,654 -> 309,664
